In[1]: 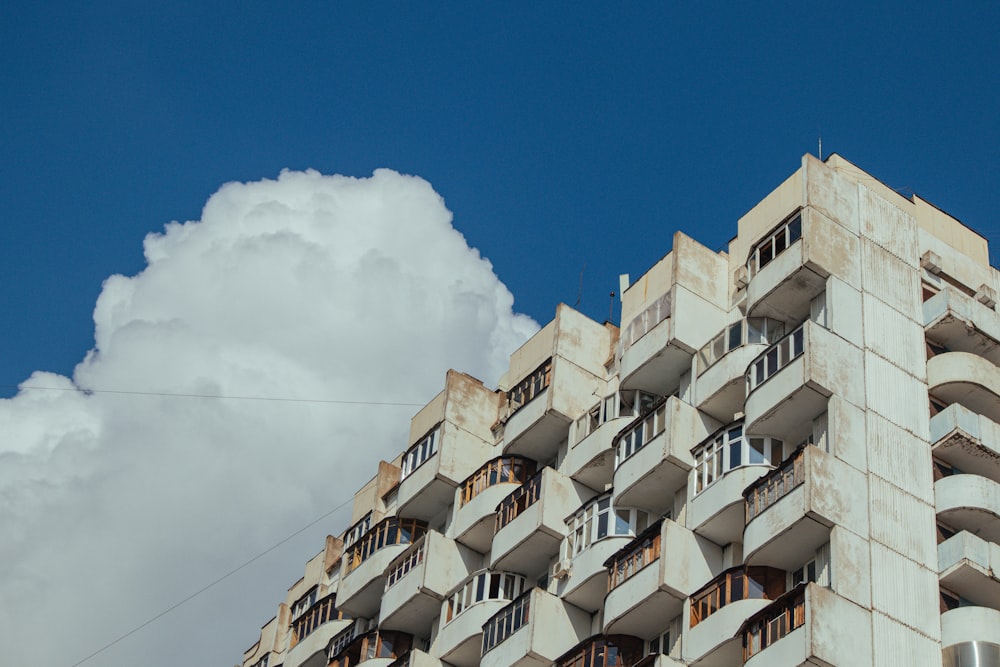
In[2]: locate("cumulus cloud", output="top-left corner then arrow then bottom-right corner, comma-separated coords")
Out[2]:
0,169 -> 537,667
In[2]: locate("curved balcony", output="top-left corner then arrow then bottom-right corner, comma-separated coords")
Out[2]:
380,532 -> 472,636
694,317 -> 785,422
744,321 -> 862,438
603,519 -> 721,638
553,495 -> 652,613
928,351 -> 1000,424
553,634 -> 644,667
450,457 -> 536,553
386,649 -> 443,667
491,467 -> 588,575
435,570 -> 527,667
337,518 -> 428,618
743,446 -> 867,569
285,595 -> 351,667
924,287 -> 1000,367
740,584 -> 872,667
328,629 -> 413,667
936,474 -> 1000,545
941,607 -> 1000,666
397,422 -> 494,522
938,531 -> 1000,608
480,588 -> 591,667
684,567 -> 786,666
931,403 -> 1000,484
745,207 -> 856,322
688,424 -> 777,545
613,397 -> 707,516
563,415 -> 632,492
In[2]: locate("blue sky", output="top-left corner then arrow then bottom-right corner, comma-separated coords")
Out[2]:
2,4 -> 1000,666
4,3 -> 998,393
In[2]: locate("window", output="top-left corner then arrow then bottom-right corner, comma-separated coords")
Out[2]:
401,426 -> 439,479
385,538 -> 425,590
343,513 -> 371,548
291,593 -> 343,644
495,469 -> 544,532
747,211 -> 802,277
291,587 -> 318,620
508,359 -> 553,414
250,655 -> 269,667
620,292 -> 673,351
458,456 -> 536,507
343,517 -> 428,574
565,495 -> 651,559
614,399 -> 668,466
481,590 -> 531,654
443,570 -> 526,623
693,424 -> 782,494
746,324 -> 805,392
741,586 -> 806,660
744,446 -> 805,522
697,318 -> 786,373
690,567 -> 787,627
572,393 -> 621,445
555,635 -> 644,667
329,630 -> 413,667
606,522 -> 662,589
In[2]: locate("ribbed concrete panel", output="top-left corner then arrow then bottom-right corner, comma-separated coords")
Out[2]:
864,353 -> 931,440
861,240 -> 922,322
859,186 -> 919,267
862,294 -> 926,380
865,411 -> 934,505
868,475 -> 937,569
870,543 -> 940,640
872,611 -> 942,667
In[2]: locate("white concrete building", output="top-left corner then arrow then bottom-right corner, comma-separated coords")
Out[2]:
239,154 -> 1000,667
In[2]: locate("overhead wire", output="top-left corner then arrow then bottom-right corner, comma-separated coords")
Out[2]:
70,494 -> 356,667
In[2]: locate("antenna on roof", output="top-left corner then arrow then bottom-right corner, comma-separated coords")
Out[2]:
818,135 -> 823,161
575,263 -> 586,308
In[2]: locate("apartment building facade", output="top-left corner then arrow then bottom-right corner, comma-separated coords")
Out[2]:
240,154 -> 1000,667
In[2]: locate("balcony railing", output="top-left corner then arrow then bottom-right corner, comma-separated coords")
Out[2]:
744,447 -> 806,523
343,517 -> 428,574
329,629 -> 413,667
746,324 -> 805,393
507,359 -> 553,415
620,292 -> 672,352
691,423 -> 782,495
443,570 -> 527,624
495,469 -> 544,532
481,589 -> 532,655
613,397 -> 667,466
740,585 -> 806,660
290,593 -> 345,645
746,211 -> 802,278
459,456 -> 537,507
689,566 -> 786,627
697,317 -> 785,374
605,520 -> 663,590
401,425 -> 440,479
384,536 -> 426,591
554,634 -> 644,667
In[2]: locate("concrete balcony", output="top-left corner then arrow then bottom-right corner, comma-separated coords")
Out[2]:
745,207 -> 858,322
603,520 -> 721,637
434,570 -> 527,667
744,321 -> 862,438
337,518 -> 428,618
613,397 -> 711,516
695,344 -> 768,423
552,533 -> 633,614
551,635 -> 647,667
500,305 -> 614,463
285,612 -> 352,667
450,457 -> 536,553
924,287 -> 1000,367
740,584 -> 872,667
684,567 -> 787,667
328,629 -> 414,667
480,588 -> 591,667
379,532 -> 474,636
397,422 -> 494,522
562,416 -> 631,492
689,462 -> 771,545
491,467 -> 590,575
941,607 -> 1000,667
386,649 -> 443,667
938,531 -> 1000,609
932,404 -> 1000,484
743,446 -> 868,569
936,474 -> 1000,545
928,351 -> 1000,424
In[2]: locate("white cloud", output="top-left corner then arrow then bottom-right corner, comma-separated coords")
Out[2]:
0,168 -> 537,667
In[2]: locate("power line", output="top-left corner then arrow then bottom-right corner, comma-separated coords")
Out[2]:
70,495 -> 355,667
3,384 -> 424,407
